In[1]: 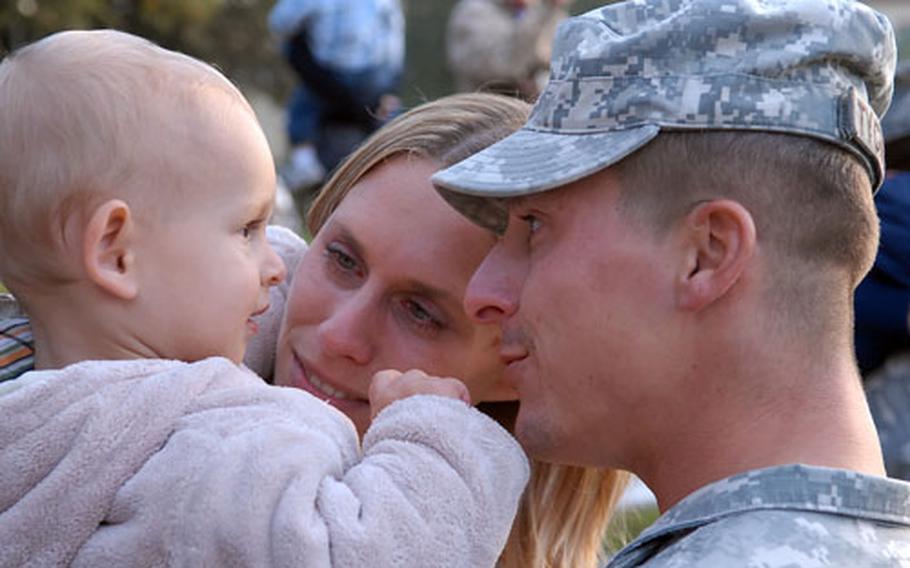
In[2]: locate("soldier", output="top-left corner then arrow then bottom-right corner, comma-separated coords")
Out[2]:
433,0 -> 910,565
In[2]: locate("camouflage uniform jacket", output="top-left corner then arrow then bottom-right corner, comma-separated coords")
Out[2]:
607,464 -> 910,567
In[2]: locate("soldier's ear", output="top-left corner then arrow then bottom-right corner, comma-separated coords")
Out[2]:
675,199 -> 755,311
82,199 -> 138,300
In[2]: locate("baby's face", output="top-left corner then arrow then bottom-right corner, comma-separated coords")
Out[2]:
130,100 -> 285,363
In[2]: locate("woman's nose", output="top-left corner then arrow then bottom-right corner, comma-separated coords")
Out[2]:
317,294 -> 374,365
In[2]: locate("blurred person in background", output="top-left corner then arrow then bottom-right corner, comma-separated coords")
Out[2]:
860,60 -> 910,480
268,0 -> 405,194
446,0 -> 571,101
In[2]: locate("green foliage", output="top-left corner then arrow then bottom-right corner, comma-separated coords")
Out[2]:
400,0 -> 458,105
2,1 -> 909,103
0,1 -> 624,109
900,27 -> 910,62
1,0 -> 218,53
604,504 -> 660,556
0,0 -> 292,95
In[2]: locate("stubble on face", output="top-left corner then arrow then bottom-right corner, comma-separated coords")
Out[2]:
497,171 -> 667,469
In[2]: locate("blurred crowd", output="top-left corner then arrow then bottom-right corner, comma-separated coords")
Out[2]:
269,0 -> 572,199
861,61 -> 910,480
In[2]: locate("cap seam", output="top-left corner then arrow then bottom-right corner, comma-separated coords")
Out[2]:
522,120 -> 836,139
545,72 -> 851,89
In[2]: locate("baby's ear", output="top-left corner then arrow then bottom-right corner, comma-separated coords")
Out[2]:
83,199 -> 138,300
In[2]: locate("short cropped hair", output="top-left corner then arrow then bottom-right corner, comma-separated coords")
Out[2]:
613,132 -> 878,314
0,29 -> 251,290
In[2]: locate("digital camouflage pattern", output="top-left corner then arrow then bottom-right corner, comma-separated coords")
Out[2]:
607,464 -> 910,567
432,0 -> 897,234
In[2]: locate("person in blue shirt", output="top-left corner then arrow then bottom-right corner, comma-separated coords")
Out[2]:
268,0 -> 405,192
856,61 -> 910,376
858,60 -> 910,480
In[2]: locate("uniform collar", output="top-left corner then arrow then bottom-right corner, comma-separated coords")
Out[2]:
609,464 -> 910,567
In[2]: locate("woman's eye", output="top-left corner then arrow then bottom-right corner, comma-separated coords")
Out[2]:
405,299 -> 433,322
325,243 -> 361,275
399,298 -> 443,333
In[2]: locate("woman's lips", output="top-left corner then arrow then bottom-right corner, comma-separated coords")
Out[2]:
292,352 -> 364,403
307,371 -> 349,399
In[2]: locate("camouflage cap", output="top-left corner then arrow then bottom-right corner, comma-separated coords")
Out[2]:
432,0 -> 897,233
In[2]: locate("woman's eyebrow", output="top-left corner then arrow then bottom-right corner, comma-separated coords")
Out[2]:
328,222 -> 367,261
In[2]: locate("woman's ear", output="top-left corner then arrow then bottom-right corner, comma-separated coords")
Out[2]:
676,199 -> 756,311
83,199 -> 138,300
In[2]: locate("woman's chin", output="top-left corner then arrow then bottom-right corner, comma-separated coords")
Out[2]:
282,352 -> 372,433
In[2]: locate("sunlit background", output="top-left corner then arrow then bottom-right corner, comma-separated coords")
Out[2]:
1,1 -> 908,165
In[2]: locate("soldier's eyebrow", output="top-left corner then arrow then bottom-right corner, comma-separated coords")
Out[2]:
505,193 -> 557,212
505,196 -> 531,211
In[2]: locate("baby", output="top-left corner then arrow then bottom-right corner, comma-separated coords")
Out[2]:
0,30 -> 528,567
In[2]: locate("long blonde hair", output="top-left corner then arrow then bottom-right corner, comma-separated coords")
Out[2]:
308,93 -> 629,568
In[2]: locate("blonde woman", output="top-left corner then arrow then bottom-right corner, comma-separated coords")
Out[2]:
282,93 -> 629,567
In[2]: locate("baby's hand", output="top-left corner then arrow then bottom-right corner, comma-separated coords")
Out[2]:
369,369 -> 471,420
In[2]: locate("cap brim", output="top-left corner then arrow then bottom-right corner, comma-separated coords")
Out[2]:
431,124 -> 659,233
432,124 -> 660,197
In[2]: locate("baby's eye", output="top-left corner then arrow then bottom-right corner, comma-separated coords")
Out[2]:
324,242 -> 365,282
242,220 -> 263,240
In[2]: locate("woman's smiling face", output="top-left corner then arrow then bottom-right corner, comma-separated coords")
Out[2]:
273,156 -> 516,433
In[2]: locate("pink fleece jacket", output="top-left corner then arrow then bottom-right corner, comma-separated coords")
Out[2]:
0,357 -> 528,566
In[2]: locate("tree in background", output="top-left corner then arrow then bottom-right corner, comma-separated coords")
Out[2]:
3,1 -> 908,113
1,1 -> 621,104
0,0 -> 292,96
